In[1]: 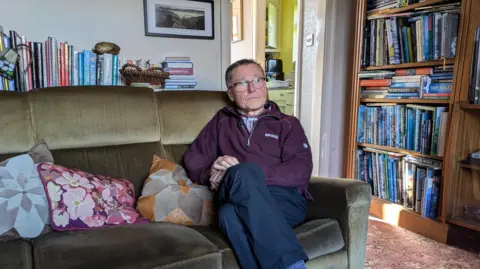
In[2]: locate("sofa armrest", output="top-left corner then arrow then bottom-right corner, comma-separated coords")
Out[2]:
306,177 -> 372,269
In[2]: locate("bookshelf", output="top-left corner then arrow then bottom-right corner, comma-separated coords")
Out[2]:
0,28 -> 198,92
444,102 -> 480,233
367,0 -> 454,14
363,59 -> 456,71
358,143 -> 444,160
347,0 -> 478,243
360,98 -> 450,104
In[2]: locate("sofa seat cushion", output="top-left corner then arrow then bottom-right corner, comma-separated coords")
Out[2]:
190,226 -> 241,269
0,239 -> 33,269
32,223 -> 221,269
192,219 -> 345,263
295,219 -> 345,259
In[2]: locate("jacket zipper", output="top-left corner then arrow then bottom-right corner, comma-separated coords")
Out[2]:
247,121 -> 258,147
241,115 -> 269,147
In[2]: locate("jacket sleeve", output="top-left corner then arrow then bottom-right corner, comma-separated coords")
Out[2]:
261,117 -> 313,189
183,113 -> 220,186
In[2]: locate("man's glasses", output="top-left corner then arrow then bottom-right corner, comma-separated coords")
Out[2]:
228,77 -> 266,91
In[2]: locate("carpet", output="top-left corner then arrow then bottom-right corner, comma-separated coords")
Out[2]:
366,217 -> 480,269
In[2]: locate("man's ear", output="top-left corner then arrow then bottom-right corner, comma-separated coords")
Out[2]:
227,90 -> 234,102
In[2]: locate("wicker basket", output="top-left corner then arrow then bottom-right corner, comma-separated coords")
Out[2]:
119,63 -> 169,85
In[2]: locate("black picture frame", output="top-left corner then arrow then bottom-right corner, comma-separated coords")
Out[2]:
143,0 -> 215,40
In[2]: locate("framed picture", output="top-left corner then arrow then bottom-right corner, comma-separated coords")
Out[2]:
231,0 -> 243,43
143,0 -> 214,39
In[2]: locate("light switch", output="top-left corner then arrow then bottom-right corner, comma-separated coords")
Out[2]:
306,34 -> 314,47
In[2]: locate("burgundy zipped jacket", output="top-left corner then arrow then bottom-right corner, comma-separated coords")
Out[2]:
183,101 -> 313,200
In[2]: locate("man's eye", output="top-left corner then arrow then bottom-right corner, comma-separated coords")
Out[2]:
239,81 -> 248,86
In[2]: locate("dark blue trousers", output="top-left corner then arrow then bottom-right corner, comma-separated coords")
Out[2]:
217,163 -> 308,269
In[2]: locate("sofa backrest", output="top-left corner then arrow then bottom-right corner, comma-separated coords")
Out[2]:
0,86 -> 230,197
155,90 -> 231,165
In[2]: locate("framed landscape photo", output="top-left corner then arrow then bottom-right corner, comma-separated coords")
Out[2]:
143,0 -> 214,40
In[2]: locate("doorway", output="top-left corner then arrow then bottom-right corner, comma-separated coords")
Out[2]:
230,0 -> 302,117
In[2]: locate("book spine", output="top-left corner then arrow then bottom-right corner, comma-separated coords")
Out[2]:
162,68 -> 194,75
69,45 -> 74,86
83,50 -> 90,85
45,40 -> 50,87
28,41 -> 34,89
39,42 -> 45,88
89,52 -> 97,86
59,43 -> 64,86
64,43 -> 69,86
97,54 -> 104,85
78,52 -> 84,86
112,55 -> 119,85
73,51 -> 79,86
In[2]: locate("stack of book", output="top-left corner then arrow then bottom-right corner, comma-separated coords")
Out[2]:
362,1 -> 460,67
424,65 -> 453,99
162,57 -> 197,90
356,147 -> 442,219
357,103 -> 449,157
359,66 -> 453,100
367,0 -> 461,14
366,0 -> 398,13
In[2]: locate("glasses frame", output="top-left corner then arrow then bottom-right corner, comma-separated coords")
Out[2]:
228,77 -> 266,91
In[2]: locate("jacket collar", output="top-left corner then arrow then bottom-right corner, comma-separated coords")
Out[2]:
223,100 -> 282,120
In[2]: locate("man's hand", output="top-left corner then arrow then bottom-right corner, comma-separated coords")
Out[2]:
209,156 -> 239,191
212,155 -> 239,172
210,170 -> 226,191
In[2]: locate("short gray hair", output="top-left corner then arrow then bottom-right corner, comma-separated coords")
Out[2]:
225,59 -> 265,88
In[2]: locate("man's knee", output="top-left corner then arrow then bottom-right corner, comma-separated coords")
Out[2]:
226,162 -> 264,183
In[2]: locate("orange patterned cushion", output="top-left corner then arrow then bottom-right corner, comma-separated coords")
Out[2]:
136,155 -> 215,226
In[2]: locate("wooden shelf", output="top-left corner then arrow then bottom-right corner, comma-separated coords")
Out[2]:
458,102 -> 480,110
368,0 -> 456,16
370,196 -> 449,243
448,218 -> 480,232
459,160 -> 480,171
360,98 -> 450,104
362,59 -> 455,71
372,197 -> 443,221
358,143 -> 444,160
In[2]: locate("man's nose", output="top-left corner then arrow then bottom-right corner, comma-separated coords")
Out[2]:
247,82 -> 256,93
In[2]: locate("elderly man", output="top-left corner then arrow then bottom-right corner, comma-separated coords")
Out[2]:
183,59 -> 312,269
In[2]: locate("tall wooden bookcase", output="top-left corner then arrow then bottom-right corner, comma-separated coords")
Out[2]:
346,0 -> 479,243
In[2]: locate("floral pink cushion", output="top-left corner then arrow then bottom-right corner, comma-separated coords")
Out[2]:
37,163 -> 147,230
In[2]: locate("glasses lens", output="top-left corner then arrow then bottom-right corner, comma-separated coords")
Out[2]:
236,81 -> 248,91
253,77 -> 264,88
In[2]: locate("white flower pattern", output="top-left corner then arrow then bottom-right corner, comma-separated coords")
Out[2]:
0,154 -> 49,238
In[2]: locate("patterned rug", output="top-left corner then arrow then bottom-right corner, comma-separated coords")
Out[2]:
366,217 -> 480,269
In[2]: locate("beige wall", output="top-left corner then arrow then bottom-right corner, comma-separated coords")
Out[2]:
230,0 -> 266,69
318,0 -> 355,178
0,0 -> 231,91
231,0 -> 255,63
298,0 -> 355,178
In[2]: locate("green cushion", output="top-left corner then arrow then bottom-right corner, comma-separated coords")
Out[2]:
192,218 -> 345,265
32,223 -> 221,269
0,240 -> 33,269
295,219 -> 345,259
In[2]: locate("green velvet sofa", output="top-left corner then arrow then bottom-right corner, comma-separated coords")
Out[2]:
0,86 -> 372,269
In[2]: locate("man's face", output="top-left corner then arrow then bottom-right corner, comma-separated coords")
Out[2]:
228,64 -> 268,112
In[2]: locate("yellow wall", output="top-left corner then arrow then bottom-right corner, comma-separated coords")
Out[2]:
279,0 -> 295,74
